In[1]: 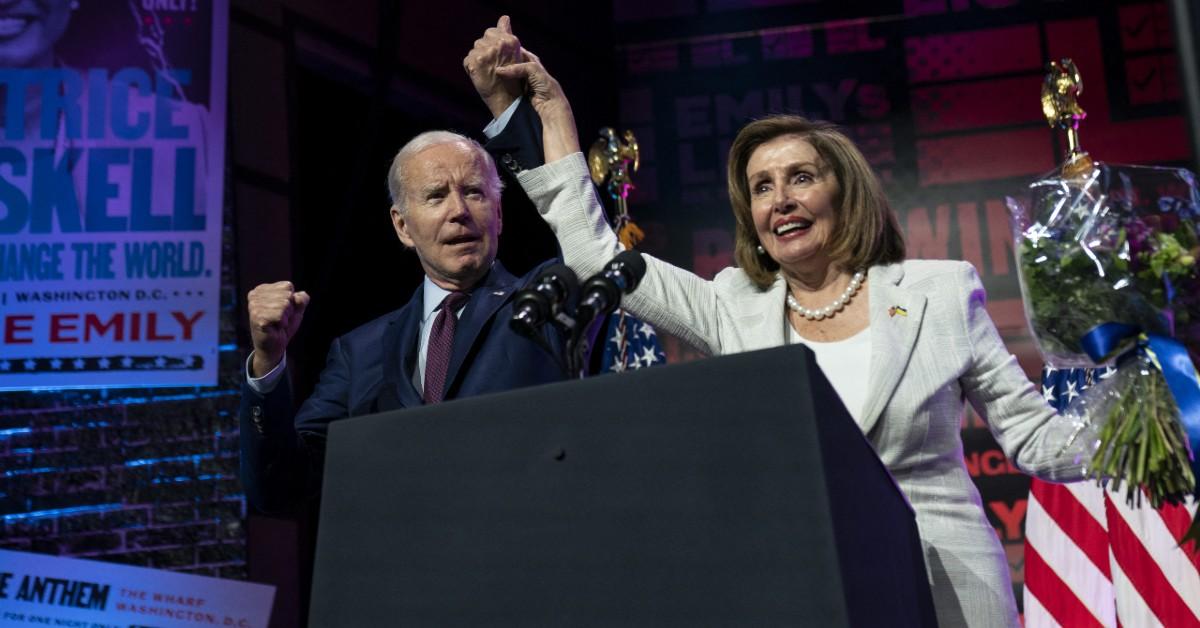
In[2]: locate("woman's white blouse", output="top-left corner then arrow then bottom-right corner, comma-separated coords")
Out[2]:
787,326 -> 871,425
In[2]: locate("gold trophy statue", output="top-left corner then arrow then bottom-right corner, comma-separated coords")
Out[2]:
588,127 -> 644,250
586,126 -> 666,373
1041,58 -> 1093,177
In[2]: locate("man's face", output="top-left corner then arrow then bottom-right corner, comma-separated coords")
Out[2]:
391,141 -> 502,291
0,0 -> 73,69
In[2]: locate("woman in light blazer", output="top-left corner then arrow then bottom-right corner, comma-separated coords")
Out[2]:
496,53 -> 1096,628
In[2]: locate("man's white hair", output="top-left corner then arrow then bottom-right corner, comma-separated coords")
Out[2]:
387,131 -> 503,211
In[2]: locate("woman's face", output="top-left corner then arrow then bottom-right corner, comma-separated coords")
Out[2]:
0,0 -> 73,69
746,135 -> 840,274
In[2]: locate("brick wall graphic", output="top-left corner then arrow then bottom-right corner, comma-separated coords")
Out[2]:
0,188 -> 245,577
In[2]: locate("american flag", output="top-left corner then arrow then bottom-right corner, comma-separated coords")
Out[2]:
1024,367 -> 1200,627
598,309 -> 665,373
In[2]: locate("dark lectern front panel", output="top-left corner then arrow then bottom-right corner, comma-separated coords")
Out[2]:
311,345 -> 932,627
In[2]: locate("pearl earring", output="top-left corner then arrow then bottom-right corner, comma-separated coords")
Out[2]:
756,245 -> 766,255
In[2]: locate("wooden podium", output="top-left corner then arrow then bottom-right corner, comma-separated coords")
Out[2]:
309,345 -> 935,626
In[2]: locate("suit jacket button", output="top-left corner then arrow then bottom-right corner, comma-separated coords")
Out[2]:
502,153 -> 522,173
250,407 -> 265,433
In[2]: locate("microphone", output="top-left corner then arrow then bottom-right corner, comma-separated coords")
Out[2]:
575,250 -> 647,328
510,263 -> 580,337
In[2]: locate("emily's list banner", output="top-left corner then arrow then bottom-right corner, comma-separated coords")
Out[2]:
0,549 -> 275,627
0,1 -> 229,389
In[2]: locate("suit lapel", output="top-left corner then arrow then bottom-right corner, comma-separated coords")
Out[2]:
858,263 -> 926,436
381,287 -> 424,410
442,262 -> 519,398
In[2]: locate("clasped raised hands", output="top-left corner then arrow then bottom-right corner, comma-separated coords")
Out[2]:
464,16 -> 579,163
463,15 -> 526,119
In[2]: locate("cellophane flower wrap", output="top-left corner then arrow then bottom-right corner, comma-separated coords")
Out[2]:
1008,158 -> 1200,549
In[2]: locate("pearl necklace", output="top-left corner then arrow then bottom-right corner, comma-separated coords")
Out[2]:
785,270 -> 866,321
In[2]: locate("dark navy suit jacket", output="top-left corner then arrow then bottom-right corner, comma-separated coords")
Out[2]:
239,100 -> 554,514
239,261 -> 565,513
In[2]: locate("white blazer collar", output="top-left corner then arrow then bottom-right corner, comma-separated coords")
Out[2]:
859,263 -> 927,436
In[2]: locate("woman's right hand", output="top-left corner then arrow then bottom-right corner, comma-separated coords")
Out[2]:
495,49 -> 581,164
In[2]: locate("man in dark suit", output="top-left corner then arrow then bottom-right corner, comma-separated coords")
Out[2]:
238,127 -> 563,514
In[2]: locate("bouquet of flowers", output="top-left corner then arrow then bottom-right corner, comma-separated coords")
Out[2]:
1008,156 -> 1200,549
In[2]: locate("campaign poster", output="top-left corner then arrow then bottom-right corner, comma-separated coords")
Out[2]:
0,0 -> 229,389
0,549 -> 275,627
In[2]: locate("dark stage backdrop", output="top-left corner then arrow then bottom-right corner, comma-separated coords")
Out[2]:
604,0 -> 1188,607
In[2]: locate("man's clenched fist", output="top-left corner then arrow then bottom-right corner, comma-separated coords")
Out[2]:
247,281 -> 310,377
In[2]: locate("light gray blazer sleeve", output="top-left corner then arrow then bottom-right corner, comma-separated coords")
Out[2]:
519,152 -> 733,355
957,263 -> 1093,481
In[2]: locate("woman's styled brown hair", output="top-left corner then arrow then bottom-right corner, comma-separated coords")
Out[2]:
727,116 -> 905,289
